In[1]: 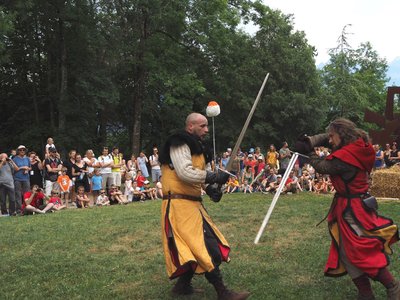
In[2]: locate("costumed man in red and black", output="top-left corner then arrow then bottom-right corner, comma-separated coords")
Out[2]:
295,118 -> 399,300
159,112 -> 250,300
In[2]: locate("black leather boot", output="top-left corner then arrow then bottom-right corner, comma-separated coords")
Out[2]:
205,268 -> 250,300
171,270 -> 204,295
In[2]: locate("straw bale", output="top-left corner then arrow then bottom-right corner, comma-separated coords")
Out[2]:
370,166 -> 400,198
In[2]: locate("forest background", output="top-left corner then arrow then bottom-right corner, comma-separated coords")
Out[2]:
0,0 -> 396,158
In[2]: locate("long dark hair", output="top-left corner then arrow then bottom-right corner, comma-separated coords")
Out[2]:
327,118 -> 369,148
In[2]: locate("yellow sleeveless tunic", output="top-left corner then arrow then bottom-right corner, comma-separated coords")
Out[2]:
161,154 -> 230,279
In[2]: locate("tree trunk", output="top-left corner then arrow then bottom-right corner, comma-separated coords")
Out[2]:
131,9 -> 149,154
57,14 -> 67,132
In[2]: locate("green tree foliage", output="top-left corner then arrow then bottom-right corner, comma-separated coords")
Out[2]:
0,2 -> 388,159
320,25 -> 389,126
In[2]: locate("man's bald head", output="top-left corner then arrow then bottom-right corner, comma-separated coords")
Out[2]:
185,113 -> 209,140
0,153 -> 8,160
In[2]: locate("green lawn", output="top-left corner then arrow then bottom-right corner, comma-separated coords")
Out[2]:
1,193 -> 400,299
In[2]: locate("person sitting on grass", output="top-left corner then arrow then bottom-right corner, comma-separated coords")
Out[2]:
241,179 -> 253,194
313,175 -> 327,194
22,185 -> 55,215
76,185 -> 90,208
96,189 -> 110,206
131,181 -> 145,202
267,174 -> 282,194
142,180 -> 157,200
261,168 -> 277,193
109,184 -> 128,204
225,176 -> 240,193
48,189 -> 66,211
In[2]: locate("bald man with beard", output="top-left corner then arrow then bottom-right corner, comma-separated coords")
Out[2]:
159,113 -> 250,300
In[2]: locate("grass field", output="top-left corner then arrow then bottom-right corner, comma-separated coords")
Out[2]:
1,193 -> 400,299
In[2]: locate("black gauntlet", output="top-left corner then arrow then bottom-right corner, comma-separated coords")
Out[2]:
205,184 -> 223,202
205,171 -> 229,185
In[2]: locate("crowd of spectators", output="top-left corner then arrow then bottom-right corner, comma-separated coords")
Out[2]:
1,137 -> 398,217
0,138 -> 163,216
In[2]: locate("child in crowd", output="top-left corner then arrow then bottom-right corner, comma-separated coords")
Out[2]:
109,184 -> 128,204
45,137 -> 56,158
124,172 -> 134,202
96,189 -> 110,206
57,167 -> 72,207
91,168 -> 103,198
135,170 -> 146,188
76,185 -> 90,208
131,181 -> 145,202
225,177 -> 240,193
48,190 -> 66,211
241,179 -> 253,194
142,180 -> 157,200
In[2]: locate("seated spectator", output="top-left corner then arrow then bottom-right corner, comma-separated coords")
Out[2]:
75,185 -> 90,208
57,167 -> 72,207
142,180 -> 157,200
96,189 -> 110,206
225,177 -> 240,193
261,168 -> 278,193
48,190 -> 66,211
313,175 -> 326,194
131,181 -> 145,202
109,184 -> 128,204
22,185 -> 54,215
241,179 -> 253,194
241,165 -> 254,186
299,170 -> 312,192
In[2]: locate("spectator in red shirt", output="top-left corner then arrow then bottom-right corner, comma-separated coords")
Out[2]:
135,170 -> 146,188
22,185 -> 55,215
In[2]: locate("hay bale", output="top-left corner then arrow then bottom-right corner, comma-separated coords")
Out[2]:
370,166 -> 400,198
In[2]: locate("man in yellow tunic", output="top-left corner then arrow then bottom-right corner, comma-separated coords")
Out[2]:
159,113 -> 250,300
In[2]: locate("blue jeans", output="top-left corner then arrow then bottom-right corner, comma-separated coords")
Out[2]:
0,185 -> 16,215
14,180 -> 30,213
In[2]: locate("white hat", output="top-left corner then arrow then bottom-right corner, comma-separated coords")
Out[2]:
258,155 -> 264,160
144,180 -> 150,184
17,145 -> 26,150
277,174 -> 282,178
248,154 -> 253,158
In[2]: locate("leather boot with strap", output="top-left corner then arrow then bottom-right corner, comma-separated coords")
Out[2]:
205,268 -> 250,300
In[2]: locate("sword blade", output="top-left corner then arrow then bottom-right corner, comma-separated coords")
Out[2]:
225,73 -> 270,172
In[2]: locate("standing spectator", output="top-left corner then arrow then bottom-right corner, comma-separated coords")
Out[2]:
254,147 -> 263,160
373,144 -> 385,170
57,167 -> 71,207
0,153 -> 17,216
388,142 -> 400,166
29,151 -> 44,188
279,142 -> 291,174
98,147 -> 113,190
72,153 -> 90,193
124,172 -> 134,202
244,153 -> 257,174
44,137 -> 56,159
13,145 -> 31,214
266,144 -> 279,170
111,147 -> 124,189
63,149 -> 76,199
44,147 -> 62,196
149,147 -> 162,183
383,143 -> 391,168
91,168 -> 103,199
219,152 -> 229,170
137,151 -> 149,178
255,155 -> 266,177
126,154 -> 138,178
83,149 -> 98,185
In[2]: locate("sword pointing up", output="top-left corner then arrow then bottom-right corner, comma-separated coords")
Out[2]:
224,73 -> 270,173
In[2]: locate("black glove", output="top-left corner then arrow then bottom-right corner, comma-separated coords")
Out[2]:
294,134 -> 313,154
205,184 -> 223,202
205,171 -> 230,185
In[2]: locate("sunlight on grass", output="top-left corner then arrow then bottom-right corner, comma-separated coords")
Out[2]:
1,193 -> 400,299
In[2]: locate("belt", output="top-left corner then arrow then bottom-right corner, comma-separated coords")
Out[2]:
162,194 -> 202,202
335,192 -> 369,199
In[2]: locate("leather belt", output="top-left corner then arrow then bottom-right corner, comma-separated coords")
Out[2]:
162,194 -> 202,202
